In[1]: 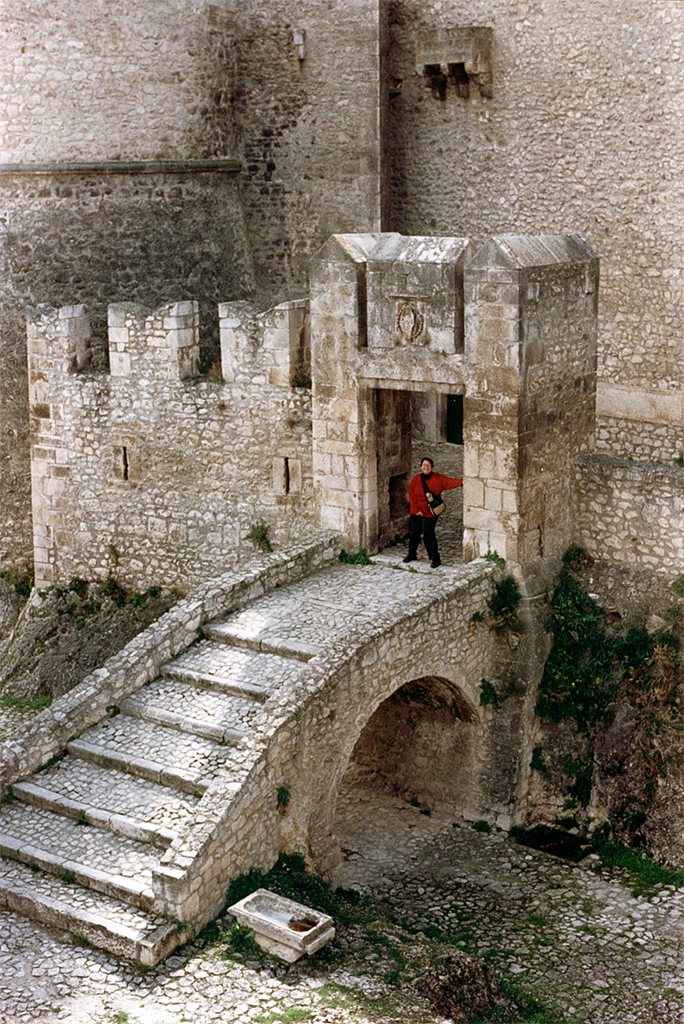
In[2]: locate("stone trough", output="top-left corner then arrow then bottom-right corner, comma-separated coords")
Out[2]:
228,888 -> 335,963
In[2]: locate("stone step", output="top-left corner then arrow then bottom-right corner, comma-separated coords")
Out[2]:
162,639 -> 304,700
120,677 -> 260,744
202,621 -> 320,661
0,802 -> 159,910
0,856 -> 180,966
25,757 -> 201,837
12,779 -> 174,849
69,715 -> 236,790
161,663 -> 270,702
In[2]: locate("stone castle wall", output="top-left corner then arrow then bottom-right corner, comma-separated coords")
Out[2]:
4,0 -> 684,577
574,454 -> 684,572
27,300 -> 316,590
386,0 -> 684,458
0,0 -> 385,569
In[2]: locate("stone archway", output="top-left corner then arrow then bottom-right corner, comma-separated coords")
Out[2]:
310,232 -> 599,574
339,674 -> 479,815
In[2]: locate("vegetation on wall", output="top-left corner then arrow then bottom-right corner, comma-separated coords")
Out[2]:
245,521 -> 273,553
0,567 -> 34,599
532,548 -> 682,847
471,572 -> 523,638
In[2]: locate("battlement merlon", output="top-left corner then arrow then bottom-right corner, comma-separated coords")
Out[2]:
27,304 -> 91,382
219,298 -> 310,386
108,301 -> 200,380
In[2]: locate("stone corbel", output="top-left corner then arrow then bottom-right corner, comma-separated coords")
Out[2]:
416,27 -> 493,100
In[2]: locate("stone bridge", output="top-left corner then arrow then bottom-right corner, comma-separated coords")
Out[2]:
0,538 -> 538,965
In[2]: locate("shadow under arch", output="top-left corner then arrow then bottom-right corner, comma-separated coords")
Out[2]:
336,674 -> 480,822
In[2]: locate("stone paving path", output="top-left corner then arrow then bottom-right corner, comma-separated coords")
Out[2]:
0,782 -> 682,1024
334,788 -> 684,1024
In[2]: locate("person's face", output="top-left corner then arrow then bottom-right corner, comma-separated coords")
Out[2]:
421,459 -> 433,475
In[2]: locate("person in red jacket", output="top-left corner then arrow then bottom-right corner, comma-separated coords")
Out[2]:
404,457 -> 463,568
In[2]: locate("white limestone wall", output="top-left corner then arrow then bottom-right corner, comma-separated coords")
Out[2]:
388,0 -> 684,459
27,301 -> 316,591
575,454 -> 684,571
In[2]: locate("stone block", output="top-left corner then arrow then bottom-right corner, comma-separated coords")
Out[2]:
108,327 -> 129,347
484,485 -> 503,511
59,304 -> 87,320
110,352 -> 132,377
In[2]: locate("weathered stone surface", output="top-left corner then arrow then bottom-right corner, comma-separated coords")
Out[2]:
575,454 -> 684,572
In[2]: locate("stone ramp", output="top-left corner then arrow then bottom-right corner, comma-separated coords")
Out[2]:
0,633 -> 310,965
0,553 -> 477,965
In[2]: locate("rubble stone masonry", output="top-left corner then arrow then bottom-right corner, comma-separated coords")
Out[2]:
27,300 -> 315,590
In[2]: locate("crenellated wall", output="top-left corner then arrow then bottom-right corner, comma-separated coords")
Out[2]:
27,300 -> 316,590
0,0 -> 385,570
26,231 -> 684,596
3,2 -> 684,574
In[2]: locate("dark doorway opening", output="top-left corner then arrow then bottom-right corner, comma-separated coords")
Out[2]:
446,394 -> 463,445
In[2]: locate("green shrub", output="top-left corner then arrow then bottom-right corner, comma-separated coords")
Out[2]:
276,785 -> 290,812
479,679 -> 502,709
245,521 -> 273,553
530,745 -> 548,776
488,576 -> 523,635
484,549 -> 505,568
339,548 -> 371,565
0,694 -> 51,714
0,567 -> 34,598
536,547 -> 683,815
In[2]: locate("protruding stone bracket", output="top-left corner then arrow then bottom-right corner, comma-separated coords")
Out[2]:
416,27 -> 493,100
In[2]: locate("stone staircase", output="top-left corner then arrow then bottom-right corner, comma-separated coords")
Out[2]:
0,625 -> 309,965
0,538 -> 475,965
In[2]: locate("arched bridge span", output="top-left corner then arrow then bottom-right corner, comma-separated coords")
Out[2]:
153,555 -> 533,928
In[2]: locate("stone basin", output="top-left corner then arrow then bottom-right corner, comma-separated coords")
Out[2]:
227,888 -> 335,962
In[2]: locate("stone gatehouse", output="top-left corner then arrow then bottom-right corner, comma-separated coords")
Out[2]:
28,232 -> 601,591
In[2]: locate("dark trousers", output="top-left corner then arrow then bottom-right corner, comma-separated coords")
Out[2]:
408,514 -> 438,562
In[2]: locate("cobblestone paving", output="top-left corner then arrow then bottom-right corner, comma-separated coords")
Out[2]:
77,717 -> 237,782
0,802 -> 160,884
0,784 -> 681,1024
28,761 -> 201,833
167,642 -> 301,695
123,678 -> 263,733
334,789 -> 684,1024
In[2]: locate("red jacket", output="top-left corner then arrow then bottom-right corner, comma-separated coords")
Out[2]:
409,471 -> 463,517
